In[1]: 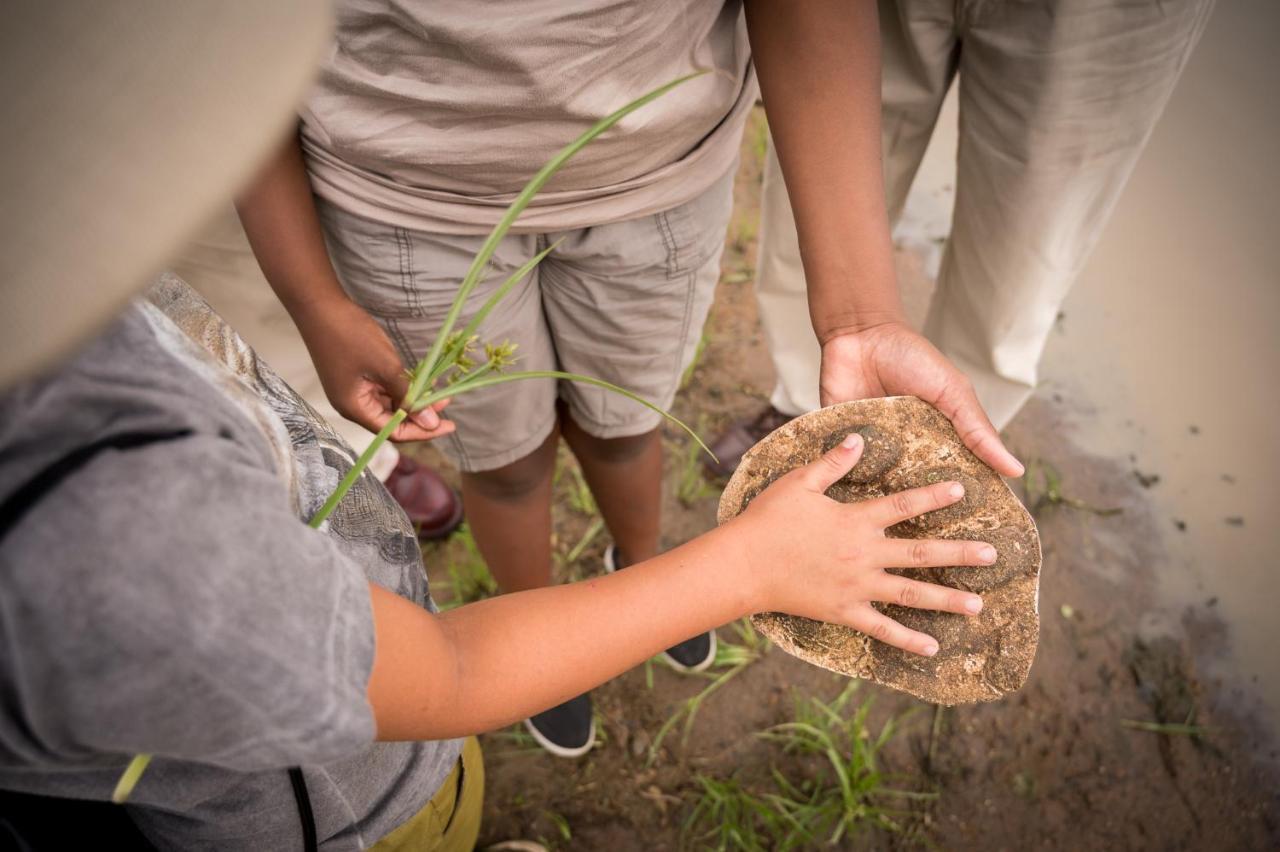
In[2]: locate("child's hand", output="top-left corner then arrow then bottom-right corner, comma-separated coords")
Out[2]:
296,297 -> 453,442
735,433 -> 995,657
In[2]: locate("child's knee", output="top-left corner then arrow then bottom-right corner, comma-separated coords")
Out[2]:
462,439 -> 557,502
570,425 -> 658,465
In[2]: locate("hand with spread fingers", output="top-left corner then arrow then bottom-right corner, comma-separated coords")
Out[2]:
733,431 -> 996,658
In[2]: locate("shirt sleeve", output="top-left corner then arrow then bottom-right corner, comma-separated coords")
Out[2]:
0,432 -> 378,773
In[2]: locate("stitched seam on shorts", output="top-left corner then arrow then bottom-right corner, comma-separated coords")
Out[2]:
383,316 -> 416,367
395,227 -> 425,318
656,210 -> 680,279
669,268 -> 698,403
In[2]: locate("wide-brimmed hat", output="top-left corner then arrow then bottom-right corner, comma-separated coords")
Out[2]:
0,1 -> 330,387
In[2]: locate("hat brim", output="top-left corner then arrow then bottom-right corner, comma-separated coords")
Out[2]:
0,1 -> 330,386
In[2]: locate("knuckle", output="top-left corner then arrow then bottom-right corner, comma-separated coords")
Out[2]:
892,492 -> 913,517
910,542 -> 930,567
897,582 -> 921,607
868,620 -> 893,643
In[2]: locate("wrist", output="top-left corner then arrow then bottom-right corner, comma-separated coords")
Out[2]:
815,311 -> 908,347
285,285 -> 358,332
717,513 -> 776,616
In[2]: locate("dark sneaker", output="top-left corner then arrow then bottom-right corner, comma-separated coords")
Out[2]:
603,546 -> 717,673
524,693 -> 595,758
382,456 -> 464,541
704,405 -> 797,479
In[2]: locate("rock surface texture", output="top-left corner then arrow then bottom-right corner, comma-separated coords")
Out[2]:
717,396 -> 1041,704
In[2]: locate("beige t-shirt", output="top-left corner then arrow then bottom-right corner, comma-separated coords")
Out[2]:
300,1 -> 755,235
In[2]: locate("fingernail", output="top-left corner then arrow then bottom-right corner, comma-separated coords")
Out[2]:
922,643 -> 939,657
965,597 -> 983,614
841,433 -> 863,450
980,545 -> 997,563
948,482 -> 965,499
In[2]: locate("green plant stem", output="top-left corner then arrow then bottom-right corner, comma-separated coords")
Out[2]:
453,241 -> 563,351
415,370 -> 716,459
1121,719 -> 1210,736
407,72 -> 707,403
112,753 -> 152,804
564,517 -> 605,564
309,410 -> 407,528
424,242 -> 562,388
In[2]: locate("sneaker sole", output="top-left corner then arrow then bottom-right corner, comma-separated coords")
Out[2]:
522,715 -> 596,759
603,546 -> 718,673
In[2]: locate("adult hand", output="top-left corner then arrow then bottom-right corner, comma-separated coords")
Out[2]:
738,433 -> 995,657
819,322 -> 1024,477
294,296 -> 453,443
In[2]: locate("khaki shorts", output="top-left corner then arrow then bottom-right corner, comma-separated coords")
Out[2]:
317,170 -> 733,472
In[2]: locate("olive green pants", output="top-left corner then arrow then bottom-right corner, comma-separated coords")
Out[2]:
371,737 -> 484,852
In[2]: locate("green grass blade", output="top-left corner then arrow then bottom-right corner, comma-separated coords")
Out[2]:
565,516 -> 604,563
422,240 -> 564,390
418,369 -> 716,460
112,753 -> 152,804
407,71 -> 708,402
1120,719 -> 1211,736
309,410 -> 406,528
450,240 -> 563,361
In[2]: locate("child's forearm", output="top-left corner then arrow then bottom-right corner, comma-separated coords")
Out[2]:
234,128 -> 351,323
365,523 -> 757,741
744,0 -> 904,341
364,436 -> 991,742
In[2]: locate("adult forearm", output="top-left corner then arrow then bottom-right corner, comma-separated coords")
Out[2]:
234,128 -> 350,321
745,0 -> 904,342
366,523 -> 756,741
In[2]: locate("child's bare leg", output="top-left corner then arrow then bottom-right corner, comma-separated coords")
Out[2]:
560,414 -> 662,565
461,428 -> 560,593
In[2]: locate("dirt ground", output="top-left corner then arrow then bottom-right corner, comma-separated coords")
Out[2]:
412,110 -> 1279,850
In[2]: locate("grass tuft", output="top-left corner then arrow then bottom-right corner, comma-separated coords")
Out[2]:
1024,458 -> 1122,517
682,683 -> 933,850
439,524 -> 497,609
649,620 -> 768,764
674,425 -> 718,508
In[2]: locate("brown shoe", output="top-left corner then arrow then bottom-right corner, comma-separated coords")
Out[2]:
704,405 -> 797,479
383,456 -> 464,541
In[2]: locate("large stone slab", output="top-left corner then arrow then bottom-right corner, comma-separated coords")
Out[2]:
717,396 -> 1041,704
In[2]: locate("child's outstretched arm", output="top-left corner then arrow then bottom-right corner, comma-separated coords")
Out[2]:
366,434 -> 994,741
235,132 -> 447,442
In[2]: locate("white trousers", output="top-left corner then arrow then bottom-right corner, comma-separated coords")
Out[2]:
757,0 -> 1214,427
169,209 -> 399,479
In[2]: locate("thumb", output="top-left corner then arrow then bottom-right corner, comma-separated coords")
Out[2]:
796,432 -> 864,492
378,362 -> 413,411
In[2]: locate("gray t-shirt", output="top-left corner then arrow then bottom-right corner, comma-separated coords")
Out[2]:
0,275 -> 459,850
